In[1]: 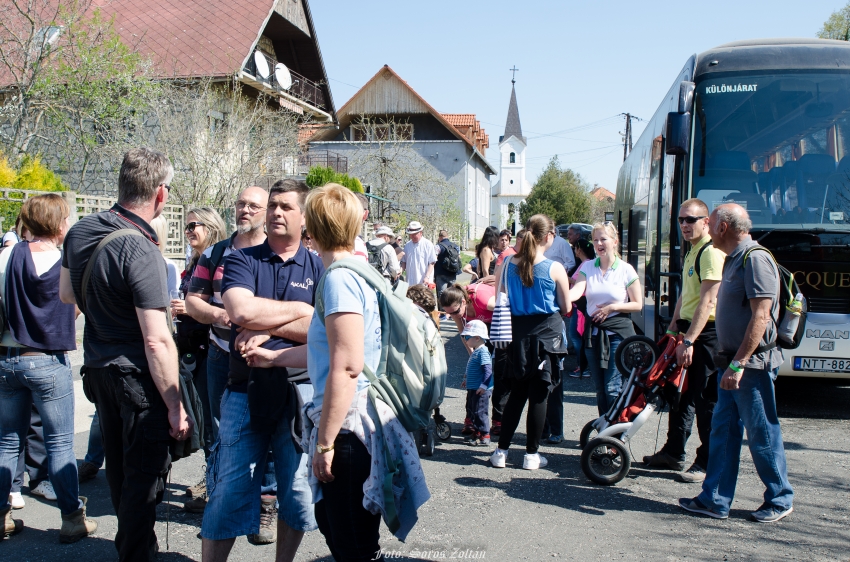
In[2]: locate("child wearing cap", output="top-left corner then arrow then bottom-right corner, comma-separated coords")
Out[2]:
460,320 -> 493,446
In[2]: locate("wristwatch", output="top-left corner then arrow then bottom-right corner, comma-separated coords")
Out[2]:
682,338 -> 694,348
316,443 -> 335,454
730,359 -> 745,373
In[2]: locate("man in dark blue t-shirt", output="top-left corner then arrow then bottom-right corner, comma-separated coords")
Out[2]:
201,180 -> 323,560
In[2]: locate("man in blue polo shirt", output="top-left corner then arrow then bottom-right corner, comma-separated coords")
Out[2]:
201,180 -> 323,562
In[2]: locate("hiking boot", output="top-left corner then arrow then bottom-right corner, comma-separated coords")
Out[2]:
461,418 -> 474,436
643,451 -> 686,471
9,492 -> 24,509
750,503 -> 793,523
490,421 -> 501,436
184,492 -> 207,513
489,448 -> 507,468
522,453 -> 548,470
2,505 -> 22,538
678,497 -> 727,519
247,495 -> 277,545
30,480 -> 57,501
677,463 -> 707,483
465,432 -> 491,446
186,474 -> 206,498
78,462 -> 99,483
60,497 -> 97,544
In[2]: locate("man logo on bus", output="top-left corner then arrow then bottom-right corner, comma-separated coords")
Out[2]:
705,84 -> 758,94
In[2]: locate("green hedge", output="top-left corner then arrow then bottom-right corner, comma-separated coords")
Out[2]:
305,165 -> 364,193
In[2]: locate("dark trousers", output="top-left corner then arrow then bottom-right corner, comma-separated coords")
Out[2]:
542,377 -> 564,438
86,366 -> 172,562
12,405 -> 48,493
434,274 -> 455,311
497,377 -> 550,454
491,349 -> 511,423
315,433 -> 383,562
663,327 -> 718,468
466,389 -> 491,434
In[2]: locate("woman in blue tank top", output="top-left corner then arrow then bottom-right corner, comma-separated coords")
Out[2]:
0,194 -> 96,541
490,214 -> 572,471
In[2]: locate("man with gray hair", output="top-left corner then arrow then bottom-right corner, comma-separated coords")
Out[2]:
60,147 -> 193,560
679,203 -> 794,524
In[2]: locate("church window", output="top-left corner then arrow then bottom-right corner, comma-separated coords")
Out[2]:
510,180 -> 514,184
509,152 -> 516,163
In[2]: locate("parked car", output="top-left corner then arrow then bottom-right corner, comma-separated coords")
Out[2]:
556,223 -> 592,241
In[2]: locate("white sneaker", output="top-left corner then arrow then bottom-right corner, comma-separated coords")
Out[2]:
522,453 -> 548,470
9,492 -> 25,509
30,480 -> 57,501
489,448 -> 507,468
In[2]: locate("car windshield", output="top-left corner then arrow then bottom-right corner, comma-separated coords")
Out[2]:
690,73 -> 850,228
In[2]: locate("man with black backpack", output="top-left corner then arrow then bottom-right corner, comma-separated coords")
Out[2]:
434,229 -> 461,317
367,226 -> 400,281
644,198 -> 725,483
680,203 -> 794,524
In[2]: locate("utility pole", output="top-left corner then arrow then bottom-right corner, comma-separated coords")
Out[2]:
620,113 -> 634,162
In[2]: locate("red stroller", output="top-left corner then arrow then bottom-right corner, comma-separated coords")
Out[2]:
579,333 -> 688,485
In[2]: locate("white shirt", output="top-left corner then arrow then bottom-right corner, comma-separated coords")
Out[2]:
578,257 -> 638,318
401,237 -> 436,285
544,236 -> 575,272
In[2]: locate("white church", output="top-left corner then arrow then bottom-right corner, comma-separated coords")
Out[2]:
490,80 -> 532,232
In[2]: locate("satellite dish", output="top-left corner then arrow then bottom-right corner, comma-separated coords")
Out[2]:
253,51 -> 270,79
274,63 -> 292,90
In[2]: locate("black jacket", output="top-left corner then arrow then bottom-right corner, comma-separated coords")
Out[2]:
583,315 -> 636,370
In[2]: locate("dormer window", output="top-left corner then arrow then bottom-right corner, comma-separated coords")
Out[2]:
509,152 -> 516,164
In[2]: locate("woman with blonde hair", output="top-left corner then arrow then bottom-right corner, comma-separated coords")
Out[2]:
245,183 -> 429,559
490,214 -> 571,471
568,222 -> 642,415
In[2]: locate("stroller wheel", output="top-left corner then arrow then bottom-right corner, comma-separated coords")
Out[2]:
425,428 -> 436,456
436,422 -> 451,441
581,436 -> 631,485
615,335 -> 661,377
579,420 -> 600,449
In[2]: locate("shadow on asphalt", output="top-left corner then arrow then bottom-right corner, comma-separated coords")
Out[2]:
775,377 -> 850,419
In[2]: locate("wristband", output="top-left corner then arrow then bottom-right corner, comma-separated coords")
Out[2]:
665,330 -> 677,336
728,363 -> 743,374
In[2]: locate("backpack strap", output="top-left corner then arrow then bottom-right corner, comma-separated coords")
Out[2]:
80,229 -> 144,313
693,240 -> 712,282
740,245 -> 780,354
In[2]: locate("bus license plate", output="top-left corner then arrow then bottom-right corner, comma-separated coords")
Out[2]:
793,357 -> 850,373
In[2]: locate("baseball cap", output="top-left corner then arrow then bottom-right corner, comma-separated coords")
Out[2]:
460,319 -> 489,340
376,226 -> 394,237
406,221 -> 423,234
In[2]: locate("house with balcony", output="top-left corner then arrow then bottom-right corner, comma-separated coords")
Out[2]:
304,65 -> 495,244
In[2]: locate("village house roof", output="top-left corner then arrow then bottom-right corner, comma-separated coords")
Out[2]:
590,186 -> 616,201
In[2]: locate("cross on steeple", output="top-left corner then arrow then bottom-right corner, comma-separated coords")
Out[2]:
509,65 -> 519,84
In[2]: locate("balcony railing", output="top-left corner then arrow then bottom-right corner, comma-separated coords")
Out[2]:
298,150 -> 348,174
243,50 -> 327,111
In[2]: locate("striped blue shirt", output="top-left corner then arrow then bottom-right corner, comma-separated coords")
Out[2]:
466,345 -> 493,390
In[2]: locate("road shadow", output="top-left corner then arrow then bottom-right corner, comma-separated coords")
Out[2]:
775,377 -> 850,419
0,526 -> 142,561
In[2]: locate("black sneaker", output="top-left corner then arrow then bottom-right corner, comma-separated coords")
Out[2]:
643,451 -> 686,471
679,497 -> 728,519
676,463 -> 706,483
568,367 -> 582,378
750,503 -> 793,523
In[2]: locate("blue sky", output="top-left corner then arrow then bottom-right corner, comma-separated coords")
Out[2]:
309,1 -> 843,192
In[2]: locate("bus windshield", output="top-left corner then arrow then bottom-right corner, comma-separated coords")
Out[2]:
691,73 -> 850,228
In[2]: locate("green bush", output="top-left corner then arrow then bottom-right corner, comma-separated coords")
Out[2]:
0,155 -> 68,233
305,165 -> 364,193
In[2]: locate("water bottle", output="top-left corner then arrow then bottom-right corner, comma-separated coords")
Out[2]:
778,293 -> 803,342
181,353 -> 197,374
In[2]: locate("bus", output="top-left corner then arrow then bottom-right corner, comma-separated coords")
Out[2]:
615,38 -> 850,379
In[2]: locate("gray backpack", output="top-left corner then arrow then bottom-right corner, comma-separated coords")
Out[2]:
315,258 -> 447,432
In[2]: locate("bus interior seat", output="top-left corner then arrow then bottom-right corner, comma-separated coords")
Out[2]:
712,151 -> 751,171
796,153 -> 837,208
757,171 -> 770,195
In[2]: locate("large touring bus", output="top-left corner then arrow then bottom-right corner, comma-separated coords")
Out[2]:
615,38 -> 850,378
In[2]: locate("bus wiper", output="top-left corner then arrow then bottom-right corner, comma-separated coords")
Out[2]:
811,244 -> 850,249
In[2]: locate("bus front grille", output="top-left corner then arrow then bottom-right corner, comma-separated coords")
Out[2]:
807,297 -> 850,314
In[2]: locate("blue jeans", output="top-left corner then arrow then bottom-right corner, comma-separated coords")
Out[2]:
206,343 -> 230,443
84,410 -> 105,467
585,333 -> 623,416
697,368 -> 794,515
201,386 -> 317,539
568,313 -> 586,371
0,351 -> 80,515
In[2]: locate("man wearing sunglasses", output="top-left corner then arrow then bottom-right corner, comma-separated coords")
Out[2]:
644,198 -> 725,483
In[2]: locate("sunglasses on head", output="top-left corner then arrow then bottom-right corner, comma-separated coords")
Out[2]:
185,221 -> 205,232
677,215 -> 707,225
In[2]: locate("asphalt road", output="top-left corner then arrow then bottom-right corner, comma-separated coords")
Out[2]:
3,322 -> 849,561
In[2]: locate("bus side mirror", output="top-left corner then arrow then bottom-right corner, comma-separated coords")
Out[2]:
678,81 -> 695,113
666,112 -> 690,155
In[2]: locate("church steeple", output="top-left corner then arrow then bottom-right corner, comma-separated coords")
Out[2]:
502,84 -> 525,144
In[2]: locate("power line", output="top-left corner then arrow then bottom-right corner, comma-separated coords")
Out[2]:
619,113 -> 643,161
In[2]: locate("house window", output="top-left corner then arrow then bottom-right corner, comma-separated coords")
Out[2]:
509,152 -> 516,164
395,123 -> 413,140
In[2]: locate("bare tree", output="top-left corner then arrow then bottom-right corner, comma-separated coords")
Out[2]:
346,116 -> 467,240
146,79 -> 302,207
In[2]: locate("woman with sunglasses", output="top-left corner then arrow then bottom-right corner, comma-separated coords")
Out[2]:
568,222 -> 642,416
170,207 -> 226,502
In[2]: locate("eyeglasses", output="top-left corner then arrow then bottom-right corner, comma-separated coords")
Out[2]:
185,221 -> 206,232
462,335 -> 473,341
677,215 -> 707,225
236,201 -> 266,213
444,305 -> 461,316
163,184 -> 172,192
